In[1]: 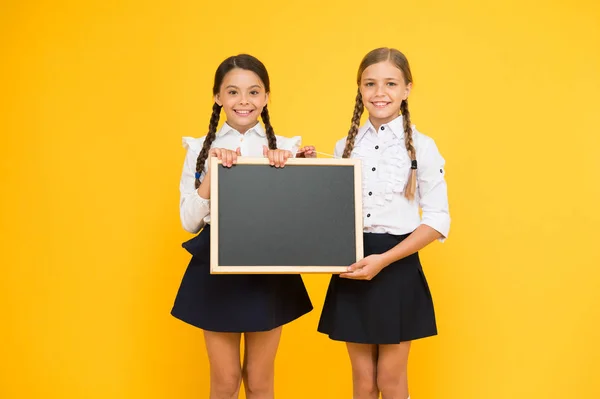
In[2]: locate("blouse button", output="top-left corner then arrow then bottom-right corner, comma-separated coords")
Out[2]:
367,213 -> 371,218
368,191 -> 372,196
375,145 -> 379,150
372,167 -> 376,171
380,126 -> 385,131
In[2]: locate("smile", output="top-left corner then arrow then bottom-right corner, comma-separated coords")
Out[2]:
371,102 -> 390,108
234,109 -> 254,116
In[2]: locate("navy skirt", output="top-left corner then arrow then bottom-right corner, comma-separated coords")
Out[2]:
318,232 -> 437,344
171,226 -> 313,332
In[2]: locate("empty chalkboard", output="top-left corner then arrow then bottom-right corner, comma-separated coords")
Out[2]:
209,157 -> 363,274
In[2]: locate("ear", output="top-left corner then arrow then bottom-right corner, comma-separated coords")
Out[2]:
264,92 -> 270,106
403,82 -> 413,100
214,94 -> 222,106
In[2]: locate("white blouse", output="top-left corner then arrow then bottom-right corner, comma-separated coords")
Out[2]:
334,115 -> 450,241
179,122 -> 301,233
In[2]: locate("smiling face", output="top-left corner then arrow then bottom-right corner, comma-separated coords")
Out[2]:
214,68 -> 269,133
359,60 -> 412,129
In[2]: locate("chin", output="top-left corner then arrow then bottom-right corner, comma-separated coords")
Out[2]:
238,120 -> 258,130
370,111 -> 396,120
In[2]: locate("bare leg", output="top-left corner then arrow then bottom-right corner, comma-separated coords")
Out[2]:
204,331 -> 243,399
377,341 -> 411,399
346,342 -> 379,399
242,327 -> 283,399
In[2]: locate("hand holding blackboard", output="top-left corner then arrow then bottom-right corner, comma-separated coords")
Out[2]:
208,147 -> 241,168
296,145 -> 317,158
262,145 -> 293,167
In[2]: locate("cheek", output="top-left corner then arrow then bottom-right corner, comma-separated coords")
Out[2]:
218,94 -> 231,107
256,95 -> 268,109
222,99 -> 238,115
391,88 -> 405,100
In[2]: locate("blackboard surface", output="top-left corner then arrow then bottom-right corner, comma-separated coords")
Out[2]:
210,157 -> 363,274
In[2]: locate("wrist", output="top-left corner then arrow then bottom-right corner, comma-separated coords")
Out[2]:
380,251 -> 396,268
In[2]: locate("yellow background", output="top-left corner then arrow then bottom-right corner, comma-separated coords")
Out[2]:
2,0 -> 599,397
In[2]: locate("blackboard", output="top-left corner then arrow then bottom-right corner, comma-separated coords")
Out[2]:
209,157 -> 363,273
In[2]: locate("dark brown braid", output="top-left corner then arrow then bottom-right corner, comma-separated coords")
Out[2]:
401,99 -> 417,200
194,103 -> 222,189
261,106 -> 278,150
342,89 -> 364,158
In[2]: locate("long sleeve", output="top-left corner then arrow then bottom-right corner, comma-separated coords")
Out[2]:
276,135 -> 302,156
417,137 -> 451,241
334,138 -> 346,158
179,137 -> 210,234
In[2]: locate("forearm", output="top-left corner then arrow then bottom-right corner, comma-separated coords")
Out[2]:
381,224 -> 442,266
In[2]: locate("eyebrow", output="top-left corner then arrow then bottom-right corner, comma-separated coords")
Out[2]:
363,77 -> 401,81
224,85 -> 263,89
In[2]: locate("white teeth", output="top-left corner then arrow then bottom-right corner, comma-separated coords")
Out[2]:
235,110 -> 252,115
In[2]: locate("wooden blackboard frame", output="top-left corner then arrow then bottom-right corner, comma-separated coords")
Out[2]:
210,157 -> 363,274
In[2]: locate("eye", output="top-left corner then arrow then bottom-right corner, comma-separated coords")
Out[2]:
365,82 -> 375,87
387,82 -> 397,86
250,90 -> 259,95
228,90 -> 237,95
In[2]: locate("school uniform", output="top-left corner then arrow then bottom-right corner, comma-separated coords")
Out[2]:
171,122 -> 313,332
318,115 -> 450,344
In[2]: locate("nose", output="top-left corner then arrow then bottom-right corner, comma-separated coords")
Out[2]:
239,93 -> 250,105
375,84 -> 385,96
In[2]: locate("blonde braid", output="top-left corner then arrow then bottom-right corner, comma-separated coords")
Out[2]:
342,89 -> 364,158
401,99 -> 417,200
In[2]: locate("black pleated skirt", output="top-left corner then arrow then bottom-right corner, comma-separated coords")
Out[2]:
318,232 -> 437,344
171,226 -> 313,332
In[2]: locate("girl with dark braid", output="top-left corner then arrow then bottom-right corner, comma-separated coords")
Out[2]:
318,48 -> 451,399
171,54 -> 315,399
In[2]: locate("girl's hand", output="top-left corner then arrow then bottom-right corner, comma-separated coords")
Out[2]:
209,147 -> 241,168
263,145 -> 292,167
296,145 -> 316,158
339,254 -> 388,280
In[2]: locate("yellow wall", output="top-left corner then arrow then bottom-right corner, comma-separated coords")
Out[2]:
2,0 -> 599,397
